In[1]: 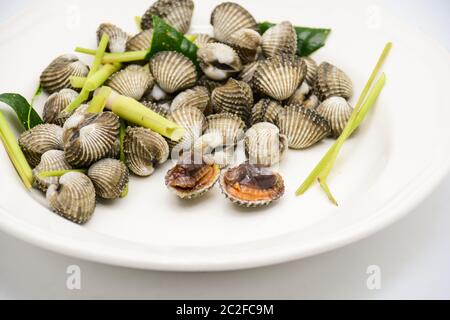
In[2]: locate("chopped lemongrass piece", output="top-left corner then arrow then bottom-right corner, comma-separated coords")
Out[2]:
38,169 -> 87,178
88,33 -> 109,77
86,86 -> 112,113
185,34 -> 198,43
0,111 -> 33,189
69,76 -> 86,88
75,48 -> 148,64
135,16 -> 142,31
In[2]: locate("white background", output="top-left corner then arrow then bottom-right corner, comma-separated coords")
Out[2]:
0,0 -> 449,299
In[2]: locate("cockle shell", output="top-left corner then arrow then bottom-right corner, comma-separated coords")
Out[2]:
126,29 -> 153,51
244,122 -> 288,167
202,113 -> 246,147
191,33 -> 216,48
251,99 -> 283,125
46,172 -> 96,224
261,21 -> 297,58
219,162 -> 285,207
210,2 -> 258,43
302,57 -> 318,85
197,76 -> 226,94
106,65 -> 154,101
32,150 -> 72,192
253,55 -> 306,101
142,100 -> 171,117
19,124 -> 64,167
123,127 -> 169,176
277,104 -> 330,149
171,86 -> 210,114
150,51 -> 197,93
316,97 -> 353,138
211,78 -> 253,125
97,23 -> 130,53
286,82 -> 311,106
88,158 -> 129,199
141,0 -> 194,34
43,89 -> 78,126
40,54 -> 89,94
315,62 -> 353,101
238,61 -> 260,89
165,152 -> 220,199
303,94 -> 320,109
226,28 -> 262,64
197,43 -> 243,81
63,111 -> 120,167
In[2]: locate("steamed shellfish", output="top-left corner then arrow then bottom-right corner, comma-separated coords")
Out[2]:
316,97 -> 353,138
261,21 -> 297,58
88,158 -> 129,199
42,89 -> 78,126
197,43 -> 243,81
315,62 -> 353,101
32,150 -> 72,192
106,64 -> 154,101
141,0 -> 194,34
97,23 -> 130,53
251,99 -> 283,125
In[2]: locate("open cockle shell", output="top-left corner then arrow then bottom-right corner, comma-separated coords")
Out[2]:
106,64 -> 154,101
32,150 -> 72,192
141,0 -> 195,34
226,28 -> 262,64
219,162 -> 285,207
40,54 -> 89,94
88,158 -> 129,199
251,98 -> 283,125
315,62 -> 353,101
96,23 -> 130,53
197,43 -> 243,81
46,172 -> 96,224
316,96 -> 353,138
150,51 -> 197,93
123,127 -> 169,177
277,104 -> 331,149
126,29 -> 153,51
19,124 -> 64,167
287,81 -> 311,106
43,89 -> 78,126
261,21 -> 297,58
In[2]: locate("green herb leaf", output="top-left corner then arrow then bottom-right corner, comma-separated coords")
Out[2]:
0,93 -> 43,130
259,22 -> 331,57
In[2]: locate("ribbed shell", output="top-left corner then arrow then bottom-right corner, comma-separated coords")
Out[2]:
106,65 -> 154,101
150,51 -> 197,93
211,78 -> 253,125
315,62 -> 353,101
197,76 -> 226,94
63,112 -> 120,167
88,158 -> 129,199
167,106 -> 206,153
123,127 -> 169,176
286,82 -> 311,106
96,23 -> 130,53
227,28 -> 262,64
203,113 -> 246,147
191,33 -> 216,48
277,104 -> 330,149
219,162 -> 285,207
251,99 -> 283,125
302,57 -> 318,85
210,2 -> 258,42
171,86 -> 210,114
253,55 -> 306,101
40,54 -> 89,94
46,172 -> 96,224
142,100 -> 171,117
32,150 -> 72,192
303,94 -> 320,109
197,43 -> 243,81
141,0 -> 194,34
19,124 -> 64,167
316,97 -> 353,138
238,61 -> 260,87
244,122 -> 288,167
126,29 -> 153,51
43,89 -> 78,126
261,21 -> 297,58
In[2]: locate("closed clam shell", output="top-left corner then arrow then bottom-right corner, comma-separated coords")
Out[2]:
123,127 -> 169,176
141,0 -> 194,34
210,2 -> 258,43
211,78 -> 253,125
106,65 -> 154,101
244,122 -> 288,167
40,54 -> 89,94
316,97 -> 353,138
97,23 -> 130,53
32,150 -> 72,192
251,99 -> 283,125
226,28 -> 262,64
277,104 -> 330,149
203,113 -> 246,147
261,21 -> 297,58
219,162 -> 285,207
171,86 -> 210,114
316,62 -> 353,101
302,57 -> 318,86
167,106 -> 206,155
63,111 -> 120,167
43,89 -> 78,126
253,55 -> 306,101
286,82 -> 311,106
165,153 -> 220,199
191,33 -> 216,48
46,172 -> 96,224
126,29 -> 153,51
197,43 -> 243,81
88,158 -> 129,199
150,51 -> 197,93
142,100 -> 171,117
19,124 -> 64,167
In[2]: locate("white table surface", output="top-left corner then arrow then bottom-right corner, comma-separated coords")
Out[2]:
0,0 -> 449,299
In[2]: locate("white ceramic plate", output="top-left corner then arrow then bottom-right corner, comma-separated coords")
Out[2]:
0,0 -> 449,271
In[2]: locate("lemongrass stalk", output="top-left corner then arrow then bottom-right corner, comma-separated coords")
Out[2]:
75,47 -> 98,55
75,48 -> 148,64
185,34 -> 198,43
69,76 -> 86,88
135,16 -> 142,31
86,86 -> 112,113
89,33 -> 109,77
38,169 -> 87,178
64,87 -> 90,113
0,111 -> 33,189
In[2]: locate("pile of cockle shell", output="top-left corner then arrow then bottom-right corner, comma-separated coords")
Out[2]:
20,0 -> 354,224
